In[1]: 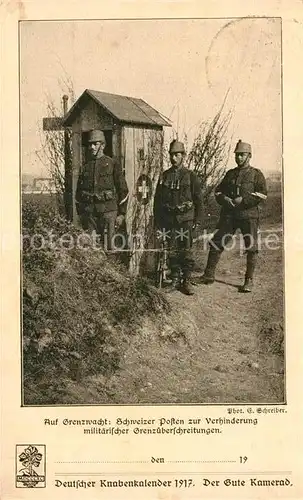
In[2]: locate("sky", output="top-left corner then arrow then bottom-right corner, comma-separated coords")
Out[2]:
20,18 -> 282,176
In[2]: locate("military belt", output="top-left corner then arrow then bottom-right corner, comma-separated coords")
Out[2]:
82,190 -> 115,203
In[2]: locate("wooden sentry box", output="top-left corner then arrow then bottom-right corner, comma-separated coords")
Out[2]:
62,89 -> 171,274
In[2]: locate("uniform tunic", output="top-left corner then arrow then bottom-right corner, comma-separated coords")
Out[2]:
212,165 -> 267,252
76,155 -> 128,249
154,165 -> 203,276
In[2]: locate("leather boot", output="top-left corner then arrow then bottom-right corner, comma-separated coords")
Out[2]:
239,252 -> 257,293
181,277 -> 195,295
165,273 -> 180,292
240,278 -> 253,293
201,248 -> 222,284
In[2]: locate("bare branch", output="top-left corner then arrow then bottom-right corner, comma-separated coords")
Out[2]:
184,100 -> 233,204
36,79 -> 75,217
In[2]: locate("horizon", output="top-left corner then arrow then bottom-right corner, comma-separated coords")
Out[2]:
20,18 -> 282,177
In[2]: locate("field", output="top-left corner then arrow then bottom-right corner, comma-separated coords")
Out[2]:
125,242 -> 284,404
22,188 -> 284,405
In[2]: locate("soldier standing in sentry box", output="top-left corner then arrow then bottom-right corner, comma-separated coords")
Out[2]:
201,140 -> 267,293
76,129 -> 128,251
154,140 -> 203,295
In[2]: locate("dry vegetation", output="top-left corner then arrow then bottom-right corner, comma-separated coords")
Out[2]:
22,198 -> 170,404
22,188 -> 284,405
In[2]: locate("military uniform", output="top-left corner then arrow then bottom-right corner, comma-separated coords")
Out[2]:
212,164 -> 267,250
76,131 -> 128,250
202,140 -> 267,291
154,141 -> 203,293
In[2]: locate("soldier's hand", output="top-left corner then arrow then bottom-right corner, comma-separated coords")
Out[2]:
233,196 -> 243,206
116,214 -> 125,228
223,196 -> 235,207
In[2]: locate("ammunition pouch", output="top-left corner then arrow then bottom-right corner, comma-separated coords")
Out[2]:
103,189 -> 114,201
81,191 -> 94,202
165,201 -> 193,214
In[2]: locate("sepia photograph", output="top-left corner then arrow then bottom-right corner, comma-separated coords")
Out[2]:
20,17 -> 284,406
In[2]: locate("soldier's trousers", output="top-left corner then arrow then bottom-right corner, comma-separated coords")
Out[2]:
165,221 -> 195,278
204,217 -> 259,281
79,208 -> 117,251
211,217 -> 260,253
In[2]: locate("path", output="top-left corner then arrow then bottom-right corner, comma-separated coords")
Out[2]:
106,235 -> 284,405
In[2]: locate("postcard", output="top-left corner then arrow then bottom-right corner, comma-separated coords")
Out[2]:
1,1 -> 303,498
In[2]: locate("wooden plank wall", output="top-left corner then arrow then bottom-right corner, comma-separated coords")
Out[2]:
71,115 -> 82,225
122,125 -> 163,275
81,100 -> 113,131
112,124 -> 121,162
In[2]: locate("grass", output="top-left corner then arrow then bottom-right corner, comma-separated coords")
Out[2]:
22,197 -> 169,405
22,189 -> 284,405
104,243 -> 284,405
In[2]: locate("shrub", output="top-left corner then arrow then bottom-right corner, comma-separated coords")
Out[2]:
22,198 -> 169,404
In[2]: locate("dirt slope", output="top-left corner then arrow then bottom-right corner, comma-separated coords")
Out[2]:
22,193 -> 284,405
74,237 -> 284,405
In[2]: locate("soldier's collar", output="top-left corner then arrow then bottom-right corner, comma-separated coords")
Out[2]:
236,163 -> 251,170
171,164 -> 185,172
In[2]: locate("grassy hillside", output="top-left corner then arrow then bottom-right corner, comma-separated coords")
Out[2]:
22,190 -> 284,405
22,198 -> 169,404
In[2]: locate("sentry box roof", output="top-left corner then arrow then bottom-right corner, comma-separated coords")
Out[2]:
62,89 -> 172,128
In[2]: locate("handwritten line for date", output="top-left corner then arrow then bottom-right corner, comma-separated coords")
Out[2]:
168,461 -> 237,464
55,460 -> 237,464
56,461 -> 150,464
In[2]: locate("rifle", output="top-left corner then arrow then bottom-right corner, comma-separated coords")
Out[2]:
156,230 -> 169,288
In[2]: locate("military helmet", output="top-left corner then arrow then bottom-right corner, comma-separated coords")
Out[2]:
234,139 -> 252,154
88,129 -> 106,143
169,140 -> 186,154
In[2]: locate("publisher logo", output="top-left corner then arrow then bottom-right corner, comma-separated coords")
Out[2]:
16,445 -> 46,488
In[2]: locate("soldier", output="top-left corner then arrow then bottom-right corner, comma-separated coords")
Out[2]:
154,140 -> 203,295
76,129 -> 128,251
201,139 -> 267,292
